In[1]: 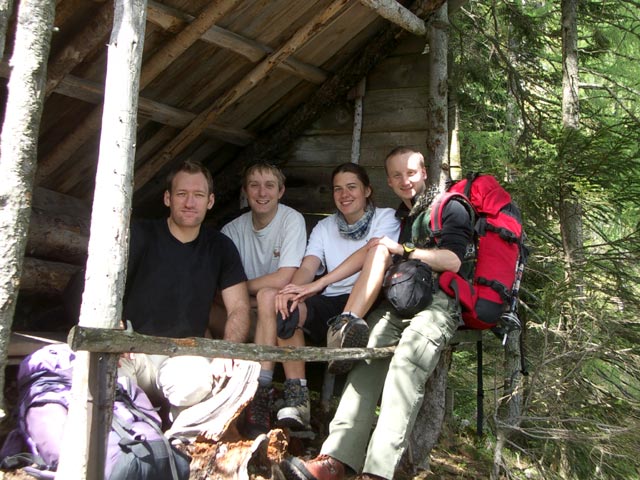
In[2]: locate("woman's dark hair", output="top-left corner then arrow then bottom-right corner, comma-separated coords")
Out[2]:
331,162 -> 374,207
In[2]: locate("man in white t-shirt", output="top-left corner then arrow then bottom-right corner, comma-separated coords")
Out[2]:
215,162 -> 307,438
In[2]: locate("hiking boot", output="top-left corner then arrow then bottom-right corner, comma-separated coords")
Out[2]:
280,454 -> 345,480
326,313 -> 369,375
276,379 -> 310,430
239,385 -> 272,439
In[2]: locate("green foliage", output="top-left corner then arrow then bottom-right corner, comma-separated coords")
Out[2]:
447,1 -> 640,478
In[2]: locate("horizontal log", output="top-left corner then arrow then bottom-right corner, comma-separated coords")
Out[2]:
359,0 -> 428,36
32,186 -> 91,219
20,257 -> 81,297
26,208 -> 89,264
0,63 -> 255,147
69,325 -> 396,362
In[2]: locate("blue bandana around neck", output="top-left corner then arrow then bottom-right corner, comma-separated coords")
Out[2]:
336,204 -> 375,240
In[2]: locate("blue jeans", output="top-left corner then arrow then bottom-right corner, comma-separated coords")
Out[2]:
321,290 -> 459,479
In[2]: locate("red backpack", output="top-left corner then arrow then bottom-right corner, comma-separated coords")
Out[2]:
431,173 -> 527,331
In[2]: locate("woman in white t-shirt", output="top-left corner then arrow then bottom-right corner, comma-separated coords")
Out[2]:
271,162 -> 400,431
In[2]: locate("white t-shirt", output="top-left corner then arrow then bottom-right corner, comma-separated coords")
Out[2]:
305,207 -> 400,297
221,204 -> 307,280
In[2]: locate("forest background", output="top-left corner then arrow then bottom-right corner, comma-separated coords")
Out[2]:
436,1 -> 640,479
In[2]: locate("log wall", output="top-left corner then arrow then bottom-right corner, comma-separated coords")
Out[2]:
17,36 -> 431,325
16,187 -> 89,329
279,35 -> 429,213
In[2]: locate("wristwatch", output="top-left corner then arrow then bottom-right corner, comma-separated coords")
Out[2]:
402,242 -> 416,259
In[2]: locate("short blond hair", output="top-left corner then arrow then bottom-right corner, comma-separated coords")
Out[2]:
384,147 -> 425,174
242,162 -> 286,190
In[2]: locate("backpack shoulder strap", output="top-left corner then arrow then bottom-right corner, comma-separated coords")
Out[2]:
464,172 -> 480,198
430,191 -> 475,238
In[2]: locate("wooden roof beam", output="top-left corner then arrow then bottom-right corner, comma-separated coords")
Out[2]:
45,1 -> 113,96
140,0 -> 240,88
133,0 -> 351,191
358,0 -> 427,36
36,0 -> 239,184
146,1 -> 327,85
1,64 -> 254,146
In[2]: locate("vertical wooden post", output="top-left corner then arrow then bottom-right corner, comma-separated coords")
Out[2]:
350,77 -> 366,164
425,2 -> 449,190
55,0 -> 147,478
0,0 -> 55,419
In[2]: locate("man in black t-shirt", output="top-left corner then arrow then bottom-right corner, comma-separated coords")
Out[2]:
281,148 -> 473,480
119,159 -> 251,412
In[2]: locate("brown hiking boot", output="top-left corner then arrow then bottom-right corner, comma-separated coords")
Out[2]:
280,454 -> 345,480
239,385 -> 272,439
326,313 -> 369,375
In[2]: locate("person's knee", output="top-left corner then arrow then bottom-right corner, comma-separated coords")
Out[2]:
396,322 -> 448,374
369,243 -> 391,264
157,356 -> 213,407
256,287 -> 278,310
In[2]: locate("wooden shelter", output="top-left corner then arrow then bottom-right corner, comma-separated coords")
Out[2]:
0,1 -> 494,476
0,0 -> 455,324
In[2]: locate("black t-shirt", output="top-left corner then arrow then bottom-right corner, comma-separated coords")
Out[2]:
396,197 -> 472,263
123,219 -> 247,338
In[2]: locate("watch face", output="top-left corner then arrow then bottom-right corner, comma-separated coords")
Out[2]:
405,242 -> 415,250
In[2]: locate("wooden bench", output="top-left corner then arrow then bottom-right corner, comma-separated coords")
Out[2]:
12,327 -> 487,436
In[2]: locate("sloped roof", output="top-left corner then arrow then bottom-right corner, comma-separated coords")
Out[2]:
1,0 -> 445,220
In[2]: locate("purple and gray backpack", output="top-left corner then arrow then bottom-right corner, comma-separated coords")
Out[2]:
0,344 -> 190,479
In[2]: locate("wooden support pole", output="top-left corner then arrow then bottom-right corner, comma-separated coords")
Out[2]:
426,2 -> 449,190
55,1 -> 147,478
358,0 -> 427,36
350,77 -> 366,164
0,0 -> 55,418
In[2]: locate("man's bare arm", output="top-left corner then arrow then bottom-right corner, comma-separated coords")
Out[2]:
220,282 -> 251,343
246,266 -> 298,295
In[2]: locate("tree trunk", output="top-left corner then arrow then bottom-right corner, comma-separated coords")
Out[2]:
559,0 -> 584,331
426,2 -> 449,190
395,4 -> 452,471
0,0 -> 55,419
491,13 -> 527,479
55,1 -> 147,478
492,332 -> 525,479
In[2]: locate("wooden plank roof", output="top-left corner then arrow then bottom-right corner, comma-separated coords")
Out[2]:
0,0 -> 446,221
